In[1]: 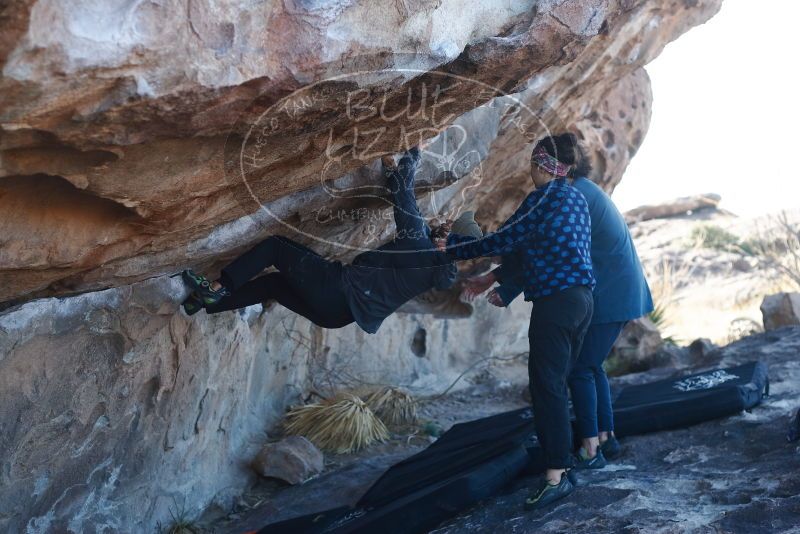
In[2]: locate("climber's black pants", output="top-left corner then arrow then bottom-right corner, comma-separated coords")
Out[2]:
205,236 -> 354,329
528,286 -> 594,469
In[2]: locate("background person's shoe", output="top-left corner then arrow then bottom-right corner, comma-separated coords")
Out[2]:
182,270 -> 227,306
567,468 -> 578,487
573,448 -> 607,470
181,292 -> 204,316
601,435 -> 622,459
524,473 -> 574,511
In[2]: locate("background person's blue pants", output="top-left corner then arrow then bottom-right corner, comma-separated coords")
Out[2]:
568,321 -> 627,439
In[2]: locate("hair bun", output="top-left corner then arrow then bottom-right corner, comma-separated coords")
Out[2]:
534,132 -> 579,166
557,133 -> 578,147
554,133 -> 578,165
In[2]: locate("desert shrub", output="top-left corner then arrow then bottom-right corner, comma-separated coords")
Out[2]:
363,387 -> 417,427
691,224 -> 747,252
691,214 -> 799,289
740,212 -> 800,290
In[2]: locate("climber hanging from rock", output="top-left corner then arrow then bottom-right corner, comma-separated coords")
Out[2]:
179,146 -> 482,333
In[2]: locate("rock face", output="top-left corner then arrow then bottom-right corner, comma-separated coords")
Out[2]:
0,0 -> 720,304
252,437 -> 323,485
0,0 -> 722,531
0,274 -> 534,532
761,293 -> 800,331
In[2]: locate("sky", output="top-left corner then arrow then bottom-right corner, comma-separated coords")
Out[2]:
612,0 -> 800,217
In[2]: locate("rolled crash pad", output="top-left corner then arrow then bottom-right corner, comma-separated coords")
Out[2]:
611,361 -> 769,437
256,445 -> 529,534
358,407 -> 535,508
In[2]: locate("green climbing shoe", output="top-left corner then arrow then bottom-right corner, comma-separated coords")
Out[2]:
181,269 -> 228,306
182,292 -> 204,316
573,448 -> 607,470
524,472 -> 574,511
601,435 -> 622,459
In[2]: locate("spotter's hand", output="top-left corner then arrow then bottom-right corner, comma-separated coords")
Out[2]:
487,288 -> 505,307
460,272 -> 496,302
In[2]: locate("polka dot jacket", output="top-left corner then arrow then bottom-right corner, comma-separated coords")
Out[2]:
446,178 -> 595,301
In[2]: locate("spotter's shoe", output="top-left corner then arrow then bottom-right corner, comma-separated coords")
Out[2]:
566,468 -> 578,487
524,473 -> 574,511
573,448 -> 607,470
601,435 -> 622,459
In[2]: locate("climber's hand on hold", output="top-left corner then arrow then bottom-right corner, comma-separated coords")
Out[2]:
430,220 -> 452,252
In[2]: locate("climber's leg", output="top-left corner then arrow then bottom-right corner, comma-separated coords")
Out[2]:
204,273 -> 348,327
208,238 -> 354,328
217,236 -> 317,291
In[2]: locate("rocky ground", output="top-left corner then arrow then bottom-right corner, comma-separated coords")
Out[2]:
206,326 -> 800,533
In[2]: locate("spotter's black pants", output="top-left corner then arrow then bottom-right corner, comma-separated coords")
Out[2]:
528,285 -> 594,469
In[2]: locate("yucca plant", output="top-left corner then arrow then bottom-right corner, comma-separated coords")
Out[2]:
159,498 -> 202,534
363,387 -> 418,427
284,394 -> 389,454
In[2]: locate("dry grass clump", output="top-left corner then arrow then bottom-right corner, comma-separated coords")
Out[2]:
158,498 -> 204,534
645,257 -> 694,343
284,394 -> 389,454
363,387 -> 418,427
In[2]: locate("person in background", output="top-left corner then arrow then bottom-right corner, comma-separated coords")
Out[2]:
442,133 -> 594,511
465,148 -> 653,469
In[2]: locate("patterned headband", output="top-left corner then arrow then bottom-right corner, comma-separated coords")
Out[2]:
532,145 -> 571,177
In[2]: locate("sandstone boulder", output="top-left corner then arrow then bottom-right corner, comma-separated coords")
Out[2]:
760,293 -> 800,331
625,193 -> 722,223
0,0 -> 721,305
606,317 -> 665,376
688,338 -> 716,361
252,436 -> 324,485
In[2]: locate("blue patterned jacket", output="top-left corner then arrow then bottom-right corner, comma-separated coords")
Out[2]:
446,178 -> 595,300
495,177 -> 652,323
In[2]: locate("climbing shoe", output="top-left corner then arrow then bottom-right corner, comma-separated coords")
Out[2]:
382,153 -> 398,177
573,447 -> 607,470
524,472 -> 574,511
566,468 -> 578,487
181,292 -> 204,316
181,269 -> 228,306
601,435 -> 622,459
